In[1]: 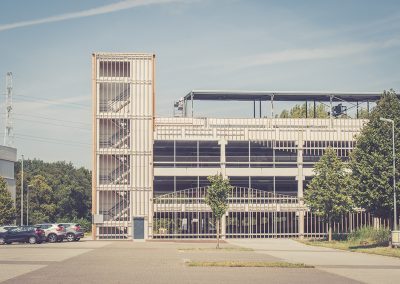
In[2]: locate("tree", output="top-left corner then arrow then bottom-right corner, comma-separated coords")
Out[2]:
349,90 -> 400,226
304,148 -> 354,241
205,174 -> 232,248
14,159 -> 92,224
358,108 -> 370,119
28,175 -> 56,224
279,109 -> 289,118
0,176 -> 16,224
279,103 -> 328,118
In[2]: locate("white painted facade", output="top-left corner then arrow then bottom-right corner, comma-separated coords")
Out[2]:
92,53 -> 154,239
92,53 -> 373,240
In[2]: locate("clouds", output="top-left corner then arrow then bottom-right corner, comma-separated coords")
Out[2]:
196,38 -> 400,72
0,0 -> 185,32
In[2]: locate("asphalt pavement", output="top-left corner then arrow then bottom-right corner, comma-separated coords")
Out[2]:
228,239 -> 400,284
0,239 -> 368,284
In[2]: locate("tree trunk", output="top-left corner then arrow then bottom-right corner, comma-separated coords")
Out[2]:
328,220 -> 332,242
388,217 -> 393,248
216,218 -> 220,249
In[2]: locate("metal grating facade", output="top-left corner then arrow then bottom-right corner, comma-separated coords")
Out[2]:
92,52 -> 385,240
92,53 -> 154,239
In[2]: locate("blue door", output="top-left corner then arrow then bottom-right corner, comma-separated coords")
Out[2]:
133,217 -> 144,239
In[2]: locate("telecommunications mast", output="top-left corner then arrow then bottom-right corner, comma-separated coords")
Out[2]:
4,72 -> 14,147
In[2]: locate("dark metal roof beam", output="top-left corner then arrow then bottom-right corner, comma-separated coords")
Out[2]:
183,90 -> 385,102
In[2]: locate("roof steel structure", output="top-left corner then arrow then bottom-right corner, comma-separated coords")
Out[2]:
180,90 -> 386,118
184,90 -> 383,102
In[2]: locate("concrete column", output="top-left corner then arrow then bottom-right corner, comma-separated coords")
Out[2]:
219,139 -> 227,178
148,198 -> 153,239
219,139 -> 228,238
297,133 -> 305,239
297,174 -> 305,239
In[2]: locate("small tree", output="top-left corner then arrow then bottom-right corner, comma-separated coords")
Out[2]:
304,148 -> 354,241
0,176 -> 16,224
205,174 -> 231,248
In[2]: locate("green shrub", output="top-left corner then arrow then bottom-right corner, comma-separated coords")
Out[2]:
347,226 -> 390,245
332,233 -> 348,241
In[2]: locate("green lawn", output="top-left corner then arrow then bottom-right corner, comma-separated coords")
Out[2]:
179,247 -> 253,252
299,240 -> 400,258
186,261 -> 313,268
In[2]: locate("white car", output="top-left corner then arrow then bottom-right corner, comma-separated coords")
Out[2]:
35,223 -> 66,243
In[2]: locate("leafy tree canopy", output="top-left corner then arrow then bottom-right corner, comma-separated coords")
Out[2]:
205,174 -> 231,219
15,159 -> 91,225
279,103 -> 370,119
205,174 -> 232,248
279,103 -> 328,118
304,147 -> 354,241
350,89 -> 400,220
28,175 -> 56,224
0,176 -> 16,224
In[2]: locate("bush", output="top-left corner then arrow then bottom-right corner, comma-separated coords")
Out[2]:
332,233 -> 348,241
347,226 -> 390,245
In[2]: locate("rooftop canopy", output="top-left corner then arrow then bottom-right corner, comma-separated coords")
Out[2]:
184,90 -> 383,102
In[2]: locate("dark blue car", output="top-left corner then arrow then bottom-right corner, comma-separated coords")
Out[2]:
0,226 -> 46,245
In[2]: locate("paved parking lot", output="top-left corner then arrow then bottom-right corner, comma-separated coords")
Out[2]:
229,239 -> 400,284
0,239 -> 364,284
0,240 -> 110,283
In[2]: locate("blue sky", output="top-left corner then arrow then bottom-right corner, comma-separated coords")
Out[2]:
0,0 -> 399,169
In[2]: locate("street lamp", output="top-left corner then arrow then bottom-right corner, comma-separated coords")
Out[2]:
380,117 -> 397,230
26,185 -> 30,226
20,154 -> 24,226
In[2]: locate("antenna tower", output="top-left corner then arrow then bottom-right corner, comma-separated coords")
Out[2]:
4,72 -> 14,147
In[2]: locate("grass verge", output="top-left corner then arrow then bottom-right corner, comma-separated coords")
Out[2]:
299,240 -> 400,259
179,247 -> 253,252
186,261 -> 313,268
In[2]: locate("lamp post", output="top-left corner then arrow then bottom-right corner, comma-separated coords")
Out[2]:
26,185 -> 30,226
20,154 -> 24,226
380,117 -> 397,230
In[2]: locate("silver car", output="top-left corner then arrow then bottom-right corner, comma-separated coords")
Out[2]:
35,223 -> 66,243
59,223 -> 85,242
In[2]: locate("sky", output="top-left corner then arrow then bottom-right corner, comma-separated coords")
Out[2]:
0,0 -> 399,169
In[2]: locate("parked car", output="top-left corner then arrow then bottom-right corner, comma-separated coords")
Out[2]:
0,226 -> 46,244
59,223 -> 84,242
0,225 -> 17,232
35,223 -> 66,243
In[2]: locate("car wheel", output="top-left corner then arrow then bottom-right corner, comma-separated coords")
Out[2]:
66,233 -> 75,242
48,233 -> 57,243
74,238 -> 80,242
0,238 -> 5,245
28,236 -> 37,244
